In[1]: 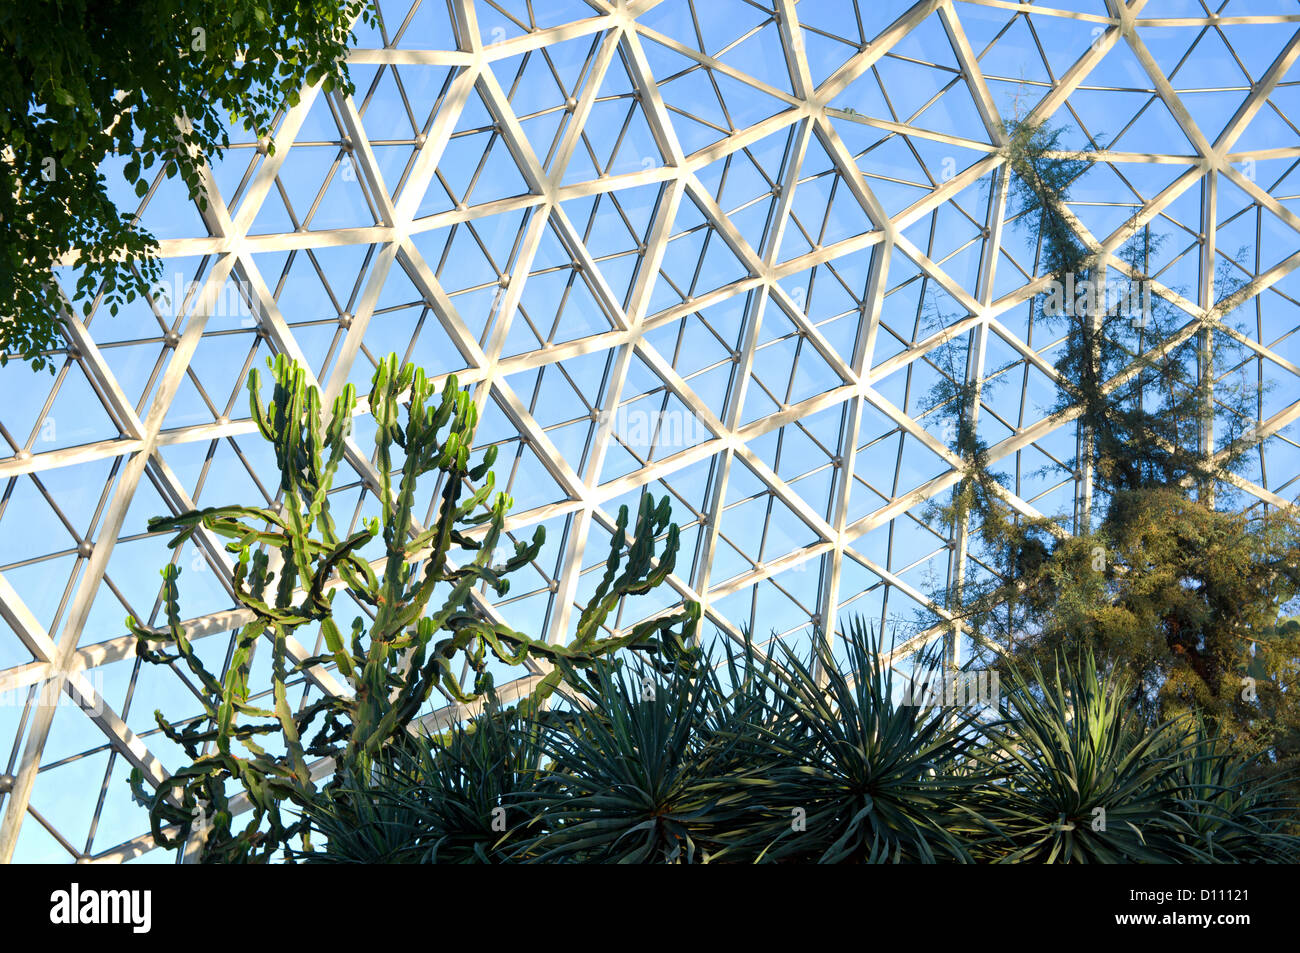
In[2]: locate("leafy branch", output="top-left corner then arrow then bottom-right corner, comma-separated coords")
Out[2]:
1,1 -> 376,370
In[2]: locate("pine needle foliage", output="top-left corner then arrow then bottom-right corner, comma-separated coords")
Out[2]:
914,115 -> 1300,773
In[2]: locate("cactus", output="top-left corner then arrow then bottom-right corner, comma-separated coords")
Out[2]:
127,353 -> 699,861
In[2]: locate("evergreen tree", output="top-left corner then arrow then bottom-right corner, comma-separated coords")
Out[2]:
919,116 -> 1300,775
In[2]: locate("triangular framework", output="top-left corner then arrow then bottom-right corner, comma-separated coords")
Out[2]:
2,0 -> 1300,862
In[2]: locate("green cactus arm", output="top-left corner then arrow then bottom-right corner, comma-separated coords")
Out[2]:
129,353 -> 708,860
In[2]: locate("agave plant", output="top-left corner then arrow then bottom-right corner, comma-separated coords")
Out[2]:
296,702 -> 546,864
287,624 -> 1300,865
290,765 -> 439,864
743,620 -> 993,864
1160,721 -> 1300,863
518,657 -> 761,863
977,651 -> 1192,863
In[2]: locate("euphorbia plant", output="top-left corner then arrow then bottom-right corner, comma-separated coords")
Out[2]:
128,352 -> 698,861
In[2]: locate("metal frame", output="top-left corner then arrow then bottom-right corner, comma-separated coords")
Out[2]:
2,0 -> 1299,862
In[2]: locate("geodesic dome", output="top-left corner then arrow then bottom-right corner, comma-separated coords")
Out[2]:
2,0 -> 1299,862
